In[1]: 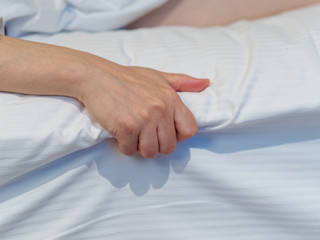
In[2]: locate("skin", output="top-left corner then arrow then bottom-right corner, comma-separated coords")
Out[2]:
128,0 -> 320,28
0,36 -> 209,158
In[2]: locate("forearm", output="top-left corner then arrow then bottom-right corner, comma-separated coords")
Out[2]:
128,0 -> 320,28
0,35 -> 85,99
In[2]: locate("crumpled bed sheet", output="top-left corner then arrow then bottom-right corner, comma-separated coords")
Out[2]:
0,4 -> 320,240
0,0 -> 167,37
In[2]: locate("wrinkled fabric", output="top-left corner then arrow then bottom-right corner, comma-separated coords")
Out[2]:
1,3 -> 320,184
0,0 -> 167,37
1,4 -> 320,240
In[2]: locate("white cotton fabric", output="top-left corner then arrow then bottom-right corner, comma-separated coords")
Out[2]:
0,0 -> 167,37
1,4 -> 320,240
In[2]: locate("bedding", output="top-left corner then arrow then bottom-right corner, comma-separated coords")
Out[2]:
0,3 -> 320,240
0,0 -> 167,37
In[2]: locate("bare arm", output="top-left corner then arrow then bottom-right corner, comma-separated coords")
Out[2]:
0,35 -> 209,158
128,0 -> 320,28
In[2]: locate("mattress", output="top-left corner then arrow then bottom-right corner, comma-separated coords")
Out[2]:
0,4 -> 320,240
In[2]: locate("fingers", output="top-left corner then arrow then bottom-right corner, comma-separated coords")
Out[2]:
115,97 -> 196,158
115,110 -> 178,158
174,101 -> 198,142
113,114 -> 162,159
116,133 -> 138,156
157,116 -> 177,155
138,126 -> 159,159
161,72 -> 210,92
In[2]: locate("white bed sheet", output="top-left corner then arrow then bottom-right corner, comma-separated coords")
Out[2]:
0,0 -> 167,37
1,4 -> 320,240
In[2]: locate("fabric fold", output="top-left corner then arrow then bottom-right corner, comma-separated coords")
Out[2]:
1,3 -> 320,185
0,0 -> 167,37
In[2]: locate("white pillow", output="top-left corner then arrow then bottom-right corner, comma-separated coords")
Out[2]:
1,4 -> 320,184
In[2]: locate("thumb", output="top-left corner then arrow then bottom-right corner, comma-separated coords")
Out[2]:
161,72 -> 210,92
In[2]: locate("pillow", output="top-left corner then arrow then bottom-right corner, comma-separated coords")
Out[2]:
1,3 -> 320,184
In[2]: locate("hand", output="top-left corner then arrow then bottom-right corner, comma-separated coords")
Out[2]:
0,36 -> 209,158
76,61 -> 209,158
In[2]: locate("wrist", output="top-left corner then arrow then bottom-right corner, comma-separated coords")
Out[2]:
58,60 -> 92,102
69,55 -> 121,103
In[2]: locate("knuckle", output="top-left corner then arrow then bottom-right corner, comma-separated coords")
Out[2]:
139,110 -> 152,124
116,140 -> 137,156
150,99 -> 167,115
181,124 -> 198,139
117,117 -> 140,135
190,123 -> 198,136
141,99 -> 167,123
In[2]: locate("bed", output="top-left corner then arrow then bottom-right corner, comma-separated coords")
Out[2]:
0,4 -> 320,240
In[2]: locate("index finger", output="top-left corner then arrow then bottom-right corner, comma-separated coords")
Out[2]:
174,101 -> 198,142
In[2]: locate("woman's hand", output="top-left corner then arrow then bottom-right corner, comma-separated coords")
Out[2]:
0,36 -> 209,158
77,63 -> 209,158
